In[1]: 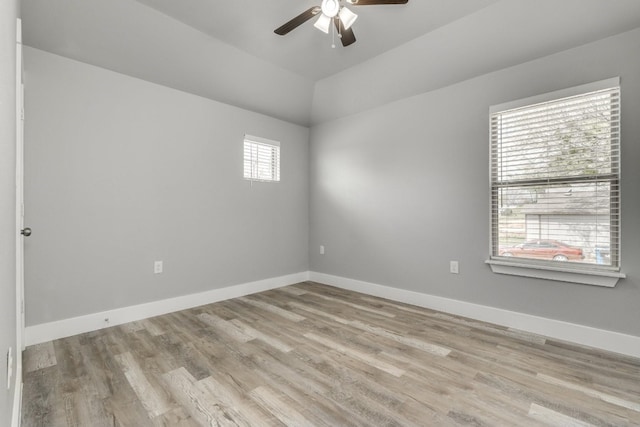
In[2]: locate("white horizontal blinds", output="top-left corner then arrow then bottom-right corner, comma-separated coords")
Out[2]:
491,83 -> 620,269
243,135 -> 280,182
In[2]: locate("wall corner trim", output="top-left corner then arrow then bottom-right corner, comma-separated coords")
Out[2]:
25,271 -> 310,346
308,271 -> 640,359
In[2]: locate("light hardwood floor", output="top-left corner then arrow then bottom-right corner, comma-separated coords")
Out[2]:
22,282 -> 640,426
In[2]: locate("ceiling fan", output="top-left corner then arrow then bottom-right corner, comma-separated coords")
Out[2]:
274,0 -> 409,47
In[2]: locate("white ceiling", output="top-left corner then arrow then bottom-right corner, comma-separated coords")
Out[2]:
132,0 -> 498,81
20,0 -> 640,126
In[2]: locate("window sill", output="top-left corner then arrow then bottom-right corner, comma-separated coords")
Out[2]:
485,259 -> 625,287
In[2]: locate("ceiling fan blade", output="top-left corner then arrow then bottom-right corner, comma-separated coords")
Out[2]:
334,18 -> 356,47
274,6 -> 321,35
348,0 -> 408,5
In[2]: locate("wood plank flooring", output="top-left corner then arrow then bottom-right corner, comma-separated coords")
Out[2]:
22,282 -> 640,426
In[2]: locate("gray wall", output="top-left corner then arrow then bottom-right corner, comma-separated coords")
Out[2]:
21,17 -> 640,341
0,0 -> 18,423
309,28 -> 640,336
22,0 -> 315,126
24,47 -> 309,326
310,1 -> 640,125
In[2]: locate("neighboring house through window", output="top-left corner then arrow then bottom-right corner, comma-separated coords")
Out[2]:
488,78 -> 624,286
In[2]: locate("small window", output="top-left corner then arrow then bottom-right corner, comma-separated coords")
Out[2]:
243,135 -> 280,182
489,78 -> 622,284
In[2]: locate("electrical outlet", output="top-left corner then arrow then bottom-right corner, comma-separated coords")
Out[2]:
320,245 -> 325,255
154,261 -> 163,274
450,261 -> 459,274
7,347 -> 13,390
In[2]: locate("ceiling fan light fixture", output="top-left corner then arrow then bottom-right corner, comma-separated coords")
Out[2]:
339,7 -> 358,30
320,0 -> 340,17
313,13 -> 332,33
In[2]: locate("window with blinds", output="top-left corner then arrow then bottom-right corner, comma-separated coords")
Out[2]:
243,135 -> 280,182
490,79 -> 620,271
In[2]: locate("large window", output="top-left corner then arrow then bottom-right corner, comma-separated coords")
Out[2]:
489,78 -> 621,281
243,135 -> 280,182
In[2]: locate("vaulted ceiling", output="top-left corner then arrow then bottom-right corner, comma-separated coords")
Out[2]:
21,0 -> 640,126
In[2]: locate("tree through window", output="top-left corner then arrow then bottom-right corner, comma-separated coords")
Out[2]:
490,80 -> 620,270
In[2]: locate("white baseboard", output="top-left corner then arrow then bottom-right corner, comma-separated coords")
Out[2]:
25,270 -> 640,360
25,271 -> 310,346
309,271 -> 640,359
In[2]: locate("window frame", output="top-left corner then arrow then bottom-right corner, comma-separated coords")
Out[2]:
486,78 -> 625,287
243,134 -> 281,183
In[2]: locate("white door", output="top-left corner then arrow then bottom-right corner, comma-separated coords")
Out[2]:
16,18 -> 25,352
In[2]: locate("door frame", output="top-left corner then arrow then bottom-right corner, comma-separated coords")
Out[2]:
15,12 -> 24,380
12,17 -> 25,427
15,18 -> 24,353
